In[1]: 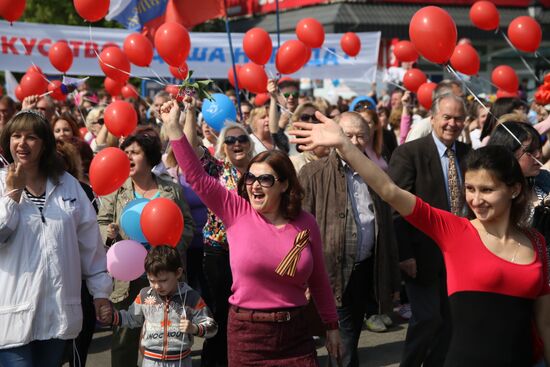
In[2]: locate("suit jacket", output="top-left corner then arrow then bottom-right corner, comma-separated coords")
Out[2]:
300,151 -> 400,311
388,134 -> 471,284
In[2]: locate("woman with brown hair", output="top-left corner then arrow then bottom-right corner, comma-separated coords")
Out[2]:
360,109 -> 388,171
161,100 -> 342,366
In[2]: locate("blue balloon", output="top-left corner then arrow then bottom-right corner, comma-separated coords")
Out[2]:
202,93 -> 237,132
120,198 -> 149,243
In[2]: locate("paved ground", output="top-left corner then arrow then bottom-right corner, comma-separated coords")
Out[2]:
73,319 -> 407,367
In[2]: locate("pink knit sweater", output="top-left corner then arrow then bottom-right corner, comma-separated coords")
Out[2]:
171,136 -> 338,324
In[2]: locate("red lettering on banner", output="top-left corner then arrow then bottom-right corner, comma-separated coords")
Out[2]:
69,40 -> 83,57
38,38 -> 52,56
20,38 -> 37,55
1,36 -> 19,55
85,42 -> 99,58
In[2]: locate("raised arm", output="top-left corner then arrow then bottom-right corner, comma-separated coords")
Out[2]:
181,97 -> 204,158
290,112 -> 416,217
161,101 -> 246,226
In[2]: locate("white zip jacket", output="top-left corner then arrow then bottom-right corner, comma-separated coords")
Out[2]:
0,170 -> 112,349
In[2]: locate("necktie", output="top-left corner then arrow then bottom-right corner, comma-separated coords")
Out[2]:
447,148 -> 461,215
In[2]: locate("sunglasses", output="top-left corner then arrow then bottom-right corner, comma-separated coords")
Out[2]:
354,103 -> 373,112
244,172 -> 280,188
224,134 -> 249,145
299,113 -> 319,123
283,92 -> 299,98
92,118 -> 104,125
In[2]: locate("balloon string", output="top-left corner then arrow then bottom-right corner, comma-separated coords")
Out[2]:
147,67 -> 169,87
322,46 -> 356,64
535,51 -> 550,67
386,79 -> 407,92
446,64 -> 488,112
500,30 -> 540,83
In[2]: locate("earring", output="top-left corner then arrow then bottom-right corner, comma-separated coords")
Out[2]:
512,193 -> 518,199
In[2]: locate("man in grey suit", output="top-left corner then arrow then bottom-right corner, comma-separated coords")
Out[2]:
388,93 -> 471,367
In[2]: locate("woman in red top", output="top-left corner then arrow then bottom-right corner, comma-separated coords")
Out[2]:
291,112 -> 550,367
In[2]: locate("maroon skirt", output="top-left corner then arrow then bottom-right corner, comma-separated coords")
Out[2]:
227,306 -> 319,367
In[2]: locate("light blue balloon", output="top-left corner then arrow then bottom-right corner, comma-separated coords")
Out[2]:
202,93 -> 237,132
120,198 -> 149,243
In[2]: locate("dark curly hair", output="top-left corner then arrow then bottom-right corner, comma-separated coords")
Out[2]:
238,150 -> 304,220
119,126 -> 162,167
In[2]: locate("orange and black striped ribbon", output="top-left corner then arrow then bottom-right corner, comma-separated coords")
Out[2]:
275,229 -> 310,277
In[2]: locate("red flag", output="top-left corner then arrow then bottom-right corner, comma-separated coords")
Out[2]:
143,0 -> 225,39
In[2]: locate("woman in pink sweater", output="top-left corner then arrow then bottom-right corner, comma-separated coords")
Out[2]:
161,101 -> 342,366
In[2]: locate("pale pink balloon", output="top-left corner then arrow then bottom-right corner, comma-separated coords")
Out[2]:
106,240 -> 147,281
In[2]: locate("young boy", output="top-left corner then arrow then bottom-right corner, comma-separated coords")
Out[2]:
101,246 -> 217,367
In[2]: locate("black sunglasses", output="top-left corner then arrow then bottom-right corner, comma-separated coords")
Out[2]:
244,172 -> 280,188
354,102 -> 373,112
283,92 -> 299,98
299,113 -> 319,123
92,118 -> 104,125
224,134 -> 249,145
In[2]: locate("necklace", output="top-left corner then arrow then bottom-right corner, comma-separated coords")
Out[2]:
477,226 -> 522,263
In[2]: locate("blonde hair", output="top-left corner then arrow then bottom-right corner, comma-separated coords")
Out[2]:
246,107 -> 268,134
214,123 -> 255,161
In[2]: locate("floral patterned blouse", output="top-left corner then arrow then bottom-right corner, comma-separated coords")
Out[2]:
200,147 -> 241,251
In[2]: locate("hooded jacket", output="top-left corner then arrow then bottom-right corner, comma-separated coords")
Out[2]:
113,282 -> 217,362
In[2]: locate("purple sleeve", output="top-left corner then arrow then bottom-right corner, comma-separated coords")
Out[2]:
171,136 -> 247,227
404,197 -> 464,252
399,114 -> 411,145
305,215 -> 339,325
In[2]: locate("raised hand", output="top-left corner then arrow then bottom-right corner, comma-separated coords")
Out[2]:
6,163 -> 25,202
160,101 -> 183,140
289,111 -> 348,151
22,95 -> 39,111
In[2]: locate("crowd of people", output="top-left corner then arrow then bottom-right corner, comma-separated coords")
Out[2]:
0,71 -> 549,367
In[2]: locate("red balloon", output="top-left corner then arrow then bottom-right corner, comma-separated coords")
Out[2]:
296,18 -> 325,49
403,68 -> 427,93
48,41 -> 73,73
73,0 -> 109,22
26,65 -> 43,75
394,40 -> 418,63
20,72 -> 47,98
238,63 -> 268,94
121,84 -> 139,99
469,1 -> 499,31
450,43 -> 480,76
340,32 -> 361,57
0,0 -> 25,22
104,101 -> 138,138
165,85 -> 180,98
15,85 -> 24,102
243,28 -> 273,65
89,147 -> 130,196
169,62 -> 189,80
496,89 -> 519,99
104,77 -> 124,97
254,93 -> 270,107
228,65 -> 242,88
276,40 -> 308,75
491,65 -> 519,93
154,22 -> 191,67
140,198 -> 184,247
48,80 -> 66,102
123,33 -> 154,67
507,16 -> 542,53
99,46 -> 131,83
409,6 -> 457,64
417,82 -> 437,110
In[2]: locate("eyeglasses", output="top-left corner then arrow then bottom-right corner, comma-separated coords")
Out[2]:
283,92 -> 299,99
299,113 -> 319,123
224,134 -> 249,145
354,102 -> 373,112
244,172 -> 280,188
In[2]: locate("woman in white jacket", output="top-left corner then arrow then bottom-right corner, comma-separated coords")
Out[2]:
0,110 -> 112,367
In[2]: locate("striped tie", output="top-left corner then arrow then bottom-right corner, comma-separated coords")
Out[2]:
447,148 -> 461,215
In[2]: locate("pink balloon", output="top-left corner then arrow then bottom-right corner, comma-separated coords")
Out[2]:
106,240 -> 147,281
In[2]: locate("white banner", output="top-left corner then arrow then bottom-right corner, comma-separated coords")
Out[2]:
0,21 -> 380,82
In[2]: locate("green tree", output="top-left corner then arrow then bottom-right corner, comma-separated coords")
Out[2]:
20,0 -> 121,28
